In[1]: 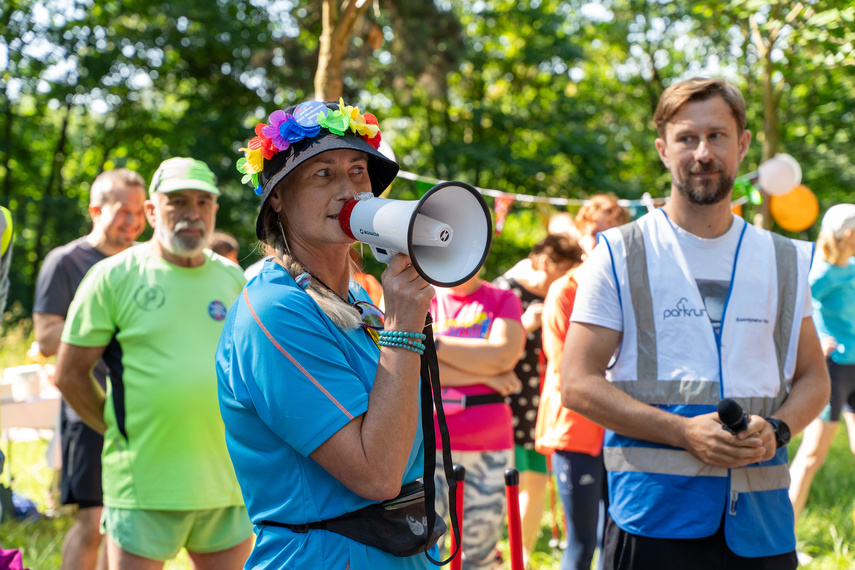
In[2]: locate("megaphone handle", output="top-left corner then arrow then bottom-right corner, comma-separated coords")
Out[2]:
369,244 -> 394,265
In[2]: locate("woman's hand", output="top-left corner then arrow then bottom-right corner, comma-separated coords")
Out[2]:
484,370 -> 523,396
380,254 -> 434,333
820,336 -> 837,358
521,301 -> 544,332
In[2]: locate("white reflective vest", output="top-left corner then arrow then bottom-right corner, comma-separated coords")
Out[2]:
598,209 -> 813,558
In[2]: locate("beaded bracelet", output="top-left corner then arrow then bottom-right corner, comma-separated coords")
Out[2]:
378,330 -> 427,355
379,330 -> 427,341
378,338 -> 425,355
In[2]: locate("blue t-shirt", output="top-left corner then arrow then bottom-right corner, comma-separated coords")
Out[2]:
216,261 -> 428,570
810,258 -> 855,364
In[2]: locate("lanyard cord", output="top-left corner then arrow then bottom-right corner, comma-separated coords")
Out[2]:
421,312 -> 461,565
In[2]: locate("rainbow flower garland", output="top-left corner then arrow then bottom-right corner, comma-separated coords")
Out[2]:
237,99 -> 382,195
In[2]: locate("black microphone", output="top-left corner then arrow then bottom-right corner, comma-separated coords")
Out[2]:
718,398 -> 749,435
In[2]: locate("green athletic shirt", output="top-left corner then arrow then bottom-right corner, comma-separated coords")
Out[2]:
62,245 -> 246,510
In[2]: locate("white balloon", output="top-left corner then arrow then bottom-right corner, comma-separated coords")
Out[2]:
757,153 -> 802,196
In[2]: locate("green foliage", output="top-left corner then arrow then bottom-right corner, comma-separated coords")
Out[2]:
2,0 -> 855,324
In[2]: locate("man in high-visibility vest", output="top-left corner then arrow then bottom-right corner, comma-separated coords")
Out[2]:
561,78 -> 829,570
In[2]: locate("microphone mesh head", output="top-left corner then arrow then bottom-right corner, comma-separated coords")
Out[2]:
717,398 -> 743,425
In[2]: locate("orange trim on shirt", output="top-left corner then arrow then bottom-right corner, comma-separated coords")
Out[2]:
243,288 -> 355,421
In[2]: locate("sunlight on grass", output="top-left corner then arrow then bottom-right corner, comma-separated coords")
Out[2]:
2,320 -> 854,569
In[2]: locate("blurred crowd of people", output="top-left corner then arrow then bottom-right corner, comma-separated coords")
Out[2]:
0,76 -> 848,570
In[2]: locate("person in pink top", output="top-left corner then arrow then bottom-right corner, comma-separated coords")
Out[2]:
431,274 -> 525,570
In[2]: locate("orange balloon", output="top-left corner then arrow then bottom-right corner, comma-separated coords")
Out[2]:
769,185 -> 818,232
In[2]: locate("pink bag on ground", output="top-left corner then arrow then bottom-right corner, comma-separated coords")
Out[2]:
0,549 -> 28,570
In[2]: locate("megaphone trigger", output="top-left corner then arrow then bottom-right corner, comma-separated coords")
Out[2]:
339,182 -> 492,287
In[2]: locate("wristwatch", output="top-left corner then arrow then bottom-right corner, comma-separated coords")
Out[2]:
765,417 -> 791,448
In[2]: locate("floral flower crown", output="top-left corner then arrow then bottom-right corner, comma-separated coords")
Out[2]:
237,99 -> 383,195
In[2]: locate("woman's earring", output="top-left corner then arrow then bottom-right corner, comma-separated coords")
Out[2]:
276,216 -> 292,257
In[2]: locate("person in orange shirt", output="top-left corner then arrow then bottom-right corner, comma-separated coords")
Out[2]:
536,195 -> 630,570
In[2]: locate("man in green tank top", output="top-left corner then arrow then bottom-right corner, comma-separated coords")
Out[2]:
55,158 -> 253,569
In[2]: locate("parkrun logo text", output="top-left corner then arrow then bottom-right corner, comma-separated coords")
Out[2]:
663,297 -> 707,320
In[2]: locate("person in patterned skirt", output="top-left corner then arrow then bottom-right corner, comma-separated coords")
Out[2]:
494,234 -> 583,565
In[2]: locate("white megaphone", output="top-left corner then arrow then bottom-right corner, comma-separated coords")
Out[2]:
339,181 -> 492,287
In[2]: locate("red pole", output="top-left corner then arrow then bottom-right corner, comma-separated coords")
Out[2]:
449,464 -> 466,570
505,468 -> 523,570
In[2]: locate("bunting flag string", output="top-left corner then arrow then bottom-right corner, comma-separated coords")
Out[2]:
396,170 -> 669,208
493,194 -> 515,235
395,170 -> 759,233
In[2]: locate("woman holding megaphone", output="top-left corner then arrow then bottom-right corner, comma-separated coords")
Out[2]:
216,100 -> 442,570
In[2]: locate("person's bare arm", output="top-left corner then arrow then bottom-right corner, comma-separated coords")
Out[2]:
436,318 -> 525,375
738,317 -> 831,459
33,313 -> 66,356
55,343 -> 108,434
309,255 -> 434,501
561,322 -> 767,468
435,363 -> 522,395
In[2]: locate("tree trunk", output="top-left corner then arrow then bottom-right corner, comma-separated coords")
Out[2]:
749,12 -> 786,230
756,48 -> 779,229
314,0 -> 372,101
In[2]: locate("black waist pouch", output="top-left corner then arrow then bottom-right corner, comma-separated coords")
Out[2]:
262,480 -> 446,557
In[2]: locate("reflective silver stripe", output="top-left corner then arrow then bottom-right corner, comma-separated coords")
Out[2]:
732,395 -> 787,418
605,447 -> 789,491
614,381 -> 782,412
771,233 -> 797,391
731,464 -> 790,492
616,378 -> 719,405
619,222 -> 657,382
603,446 -> 727,478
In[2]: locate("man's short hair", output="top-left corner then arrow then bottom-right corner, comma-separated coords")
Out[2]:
209,231 -> 239,258
653,77 -> 747,138
90,169 -> 146,207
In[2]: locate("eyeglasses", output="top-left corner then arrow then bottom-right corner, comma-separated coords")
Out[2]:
353,300 -> 385,331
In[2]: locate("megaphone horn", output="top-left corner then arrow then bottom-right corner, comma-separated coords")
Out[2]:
339,181 -> 493,287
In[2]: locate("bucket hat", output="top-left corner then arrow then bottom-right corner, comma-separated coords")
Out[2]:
236,99 -> 399,239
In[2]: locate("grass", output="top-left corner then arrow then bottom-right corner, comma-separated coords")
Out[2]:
2,321 -> 854,569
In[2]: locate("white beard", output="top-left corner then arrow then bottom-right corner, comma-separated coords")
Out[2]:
155,219 -> 208,258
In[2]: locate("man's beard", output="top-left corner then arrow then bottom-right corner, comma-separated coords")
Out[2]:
673,163 -> 734,206
156,219 -> 208,258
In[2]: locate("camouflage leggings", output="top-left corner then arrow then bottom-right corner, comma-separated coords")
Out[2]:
434,449 -> 514,570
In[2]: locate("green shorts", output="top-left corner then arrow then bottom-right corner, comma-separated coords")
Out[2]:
101,505 -> 253,561
514,444 -> 548,474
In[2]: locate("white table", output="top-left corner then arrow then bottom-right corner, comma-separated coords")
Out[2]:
0,392 -> 62,483
1,394 -> 62,432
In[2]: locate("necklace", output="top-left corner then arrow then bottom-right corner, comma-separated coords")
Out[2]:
306,271 -> 351,304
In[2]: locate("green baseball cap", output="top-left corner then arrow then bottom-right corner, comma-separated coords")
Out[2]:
149,157 -> 220,196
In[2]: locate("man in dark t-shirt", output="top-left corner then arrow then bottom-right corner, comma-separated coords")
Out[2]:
33,168 -> 146,570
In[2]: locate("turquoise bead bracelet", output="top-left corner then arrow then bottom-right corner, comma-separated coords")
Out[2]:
378,339 -> 425,355
379,330 -> 426,341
